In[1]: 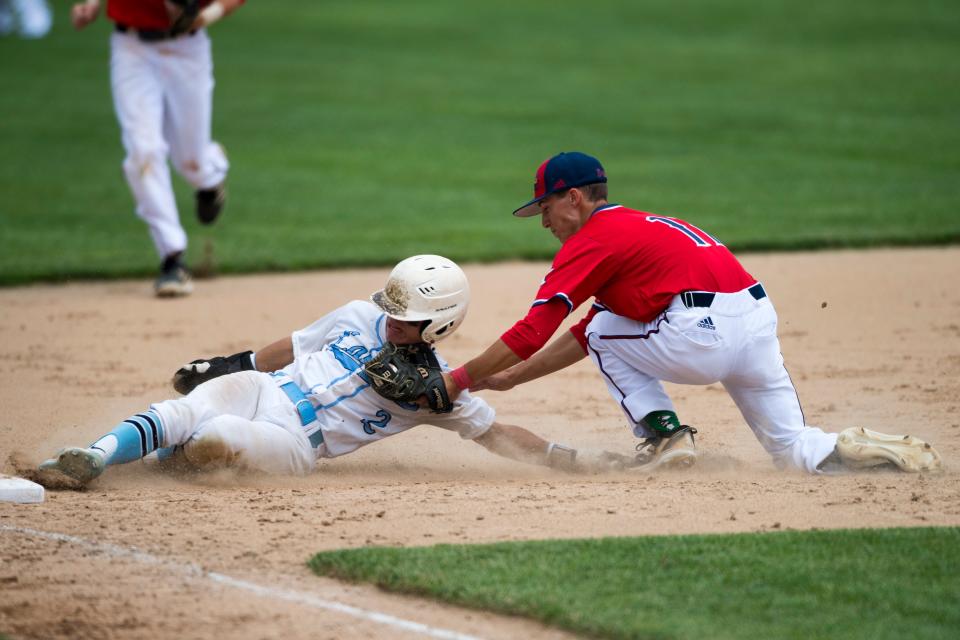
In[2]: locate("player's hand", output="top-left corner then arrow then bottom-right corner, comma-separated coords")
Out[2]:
171,350 -> 255,395
572,449 -> 635,473
164,0 -> 201,35
71,0 -> 101,30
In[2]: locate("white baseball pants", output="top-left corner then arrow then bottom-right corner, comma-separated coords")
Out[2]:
151,371 -> 315,475
585,287 -> 837,473
110,29 -> 229,259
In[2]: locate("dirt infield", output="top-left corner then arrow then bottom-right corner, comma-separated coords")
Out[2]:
2,248 -> 959,639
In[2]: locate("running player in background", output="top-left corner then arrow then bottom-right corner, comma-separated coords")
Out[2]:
36,256 -> 629,486
70,0 -> 245,296
0,0 -> 52,38
440,152 -> 942,474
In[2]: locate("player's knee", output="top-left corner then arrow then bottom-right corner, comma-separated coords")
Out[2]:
122,145 -> 168,180
586,310 -> 614,332
183,420 -> 238,470
172,156 -> 202,182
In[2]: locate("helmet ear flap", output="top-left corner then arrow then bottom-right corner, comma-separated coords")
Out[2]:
426,320 -> 455,341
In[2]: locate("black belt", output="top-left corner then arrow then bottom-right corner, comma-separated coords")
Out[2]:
115,23 -> 196,42
680,283 -> 766,309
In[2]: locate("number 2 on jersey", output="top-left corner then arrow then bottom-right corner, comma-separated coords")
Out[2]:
361,409 -> 392,435
646,216 -> 724,247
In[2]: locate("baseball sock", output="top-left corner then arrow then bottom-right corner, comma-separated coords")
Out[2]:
88,409 -> 165,465
641,411 -> 682,437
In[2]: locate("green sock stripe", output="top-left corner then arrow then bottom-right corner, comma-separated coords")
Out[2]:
642,411 -> 682,436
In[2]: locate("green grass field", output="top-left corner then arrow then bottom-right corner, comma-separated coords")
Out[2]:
310,527 -> 960,640
0,0 -> 958,284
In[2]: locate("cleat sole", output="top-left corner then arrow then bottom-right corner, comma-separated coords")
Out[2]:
38,447 -> 105,484
837,427 -> 942,473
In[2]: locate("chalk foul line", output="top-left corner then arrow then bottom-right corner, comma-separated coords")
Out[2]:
1,524 -> 485,640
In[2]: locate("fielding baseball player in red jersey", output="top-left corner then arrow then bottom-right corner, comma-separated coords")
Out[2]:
442,151 -> 942,474
70,0 -> 245,296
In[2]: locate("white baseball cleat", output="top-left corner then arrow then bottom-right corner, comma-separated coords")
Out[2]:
836,427 -> 943,473
630,426 -> 698,471
38,447 -> 106,485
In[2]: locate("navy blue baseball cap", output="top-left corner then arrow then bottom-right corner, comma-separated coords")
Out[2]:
513,151 -> 607,217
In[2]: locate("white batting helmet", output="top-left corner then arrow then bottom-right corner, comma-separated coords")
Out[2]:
371,255 -> 470,344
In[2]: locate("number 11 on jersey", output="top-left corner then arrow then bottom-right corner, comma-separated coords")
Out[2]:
646,216 -> 724,247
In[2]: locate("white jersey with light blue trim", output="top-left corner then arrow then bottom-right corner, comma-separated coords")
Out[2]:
280,300 -> 495,459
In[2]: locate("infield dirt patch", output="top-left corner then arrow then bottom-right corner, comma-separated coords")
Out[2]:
2,248 -> 959,639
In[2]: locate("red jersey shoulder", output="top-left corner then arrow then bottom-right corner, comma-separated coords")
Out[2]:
539,234 -> 611,295
582,205 -> 721,245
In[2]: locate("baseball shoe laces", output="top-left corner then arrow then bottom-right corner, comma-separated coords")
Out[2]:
632,426 -> 698,471
835,427 -> 943,473
38,447 -> 105,485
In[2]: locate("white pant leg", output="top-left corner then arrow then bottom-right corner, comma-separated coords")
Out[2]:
191,416 -> 314,475
12,0 -> 51,38
586,316 -> 675,438
586,308 -> 736,434
721,301 -> 837,473
0,1 -> 13,35
110,32 -> 186,259
151,371 -> 315,475
161,30 -> 229,190
586,294 -> 838,473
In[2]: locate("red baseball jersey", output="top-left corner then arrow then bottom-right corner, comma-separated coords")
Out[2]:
107,0 -> 221,31
501,204 -> 757,359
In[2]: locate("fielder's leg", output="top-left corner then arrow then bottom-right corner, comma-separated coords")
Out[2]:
111,32 -> 187,262
12,0 -> 51,38
720,299 -> 838,473
162,30 -> 229,225
110,31 -> 194,297
585,310 -> 709,468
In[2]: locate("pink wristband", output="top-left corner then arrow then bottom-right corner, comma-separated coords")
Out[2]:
450,366 -> 473,391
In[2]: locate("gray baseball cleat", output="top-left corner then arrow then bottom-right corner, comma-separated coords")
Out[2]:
631,426 -> 698,471
833,427 -> 943,473
155,253 -> 194,298
38,447 -> 106,485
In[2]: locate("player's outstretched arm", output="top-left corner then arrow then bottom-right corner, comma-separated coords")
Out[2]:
473,422 -> 632,473
473,331 -> 587,391
472,422 -> 550,464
